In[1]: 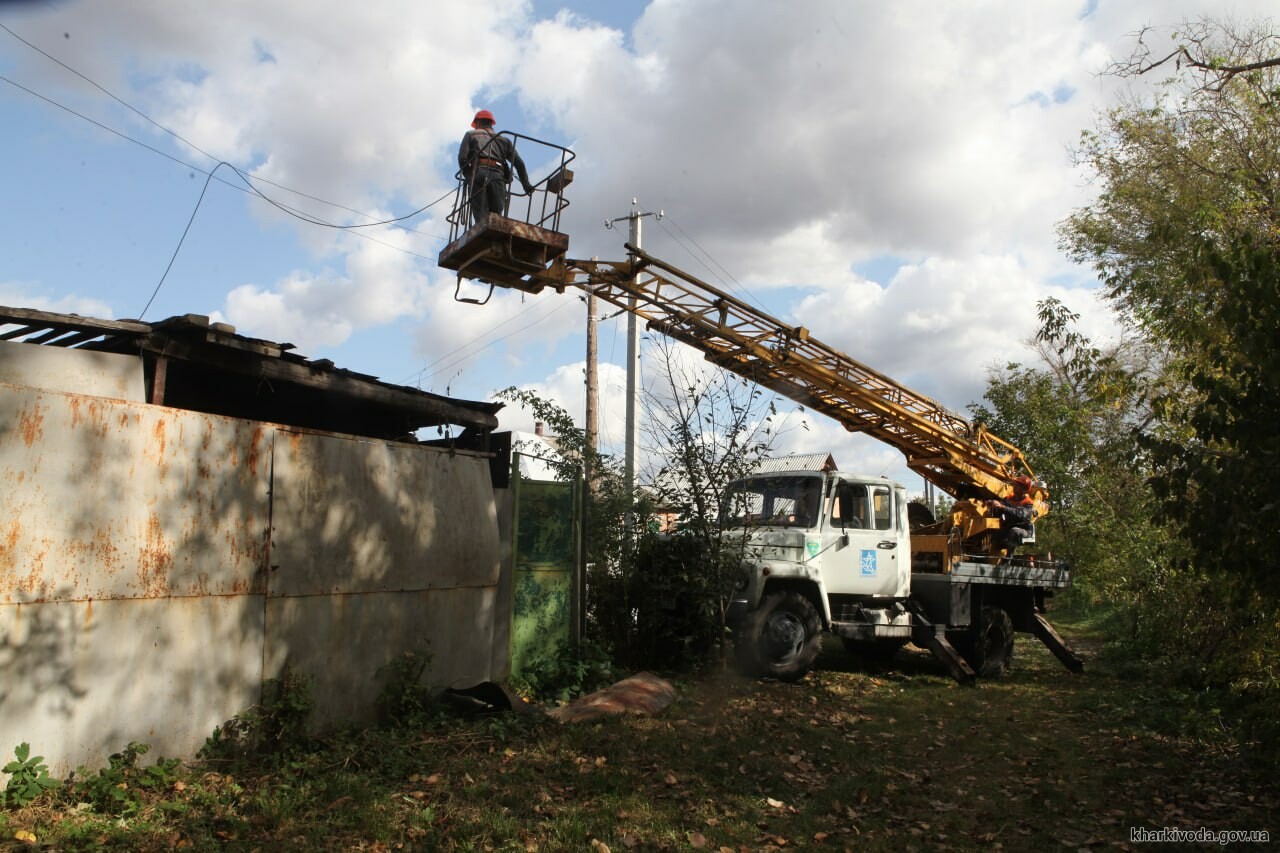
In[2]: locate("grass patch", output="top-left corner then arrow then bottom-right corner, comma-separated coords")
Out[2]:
3,614 -> 1276,850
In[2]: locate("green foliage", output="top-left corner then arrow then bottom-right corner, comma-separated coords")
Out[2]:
510,638 -> 617,704
376,648 -> 435,725
629,531 -> 744,669
2,742 -> 59,809
970,298 -> 1176,604
495,385 -> 636,572
68,742 -> 180,818
1061,19 -> 1280,347
201,666 -> 316,762
499,373 -> 768,674
1142,239 -> 1280,598
1030,23 -> 1280,762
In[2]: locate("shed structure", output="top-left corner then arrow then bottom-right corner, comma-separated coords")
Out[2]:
0,307 -> 509,775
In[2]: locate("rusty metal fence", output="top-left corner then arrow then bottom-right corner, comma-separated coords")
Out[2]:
1,370 -> 504,775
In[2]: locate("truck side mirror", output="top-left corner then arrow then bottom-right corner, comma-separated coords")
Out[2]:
839,533 -> 850,548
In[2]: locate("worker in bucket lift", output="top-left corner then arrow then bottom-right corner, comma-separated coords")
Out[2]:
458,109 -> 535,225
987,475 -> 1035,556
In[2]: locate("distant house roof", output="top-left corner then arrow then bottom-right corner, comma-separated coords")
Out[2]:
0,306 -> 501,440
754,453 -> 838,473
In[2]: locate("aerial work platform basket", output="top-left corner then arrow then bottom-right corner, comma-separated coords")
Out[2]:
437,131 -> 575,303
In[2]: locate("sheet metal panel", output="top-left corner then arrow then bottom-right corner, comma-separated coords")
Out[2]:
0,341 -> 144,402
509,475 -> 577,677
0,595 -> 265,778
264,587 -> 496,730
0,383 -> 270,603
269,430 -> 501,596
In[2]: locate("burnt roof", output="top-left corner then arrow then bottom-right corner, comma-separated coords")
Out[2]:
0,306 -> 501,441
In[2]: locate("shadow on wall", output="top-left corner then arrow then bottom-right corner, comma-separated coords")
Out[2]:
0,383 -> 504,774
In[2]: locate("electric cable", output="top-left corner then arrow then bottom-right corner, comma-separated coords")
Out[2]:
1,22 -> 445,235
408,296 -> 578,390
656,213 -> 766,310
1,71 -> 453,251
139,161 -> 229,318
138,162 -> 452,318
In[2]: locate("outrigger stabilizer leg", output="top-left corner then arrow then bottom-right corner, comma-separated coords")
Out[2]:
1030,613 -> 1084,674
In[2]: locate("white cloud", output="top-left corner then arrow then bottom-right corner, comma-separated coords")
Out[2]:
790,253 -> 1121,414
0,283 -> 115,320
7,0 -> 1273,475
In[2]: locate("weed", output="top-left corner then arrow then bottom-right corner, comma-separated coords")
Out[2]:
376,647 -> 434,724
1,742 -> 59,808
66,741 -> 179,818
202,665 -> 316,762
511,638 -> 617,704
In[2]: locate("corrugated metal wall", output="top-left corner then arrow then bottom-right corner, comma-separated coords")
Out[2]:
0,360 -> 504,776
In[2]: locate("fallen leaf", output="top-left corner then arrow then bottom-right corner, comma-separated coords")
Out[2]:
689,831 -> 707,848
13,830 -> 36,844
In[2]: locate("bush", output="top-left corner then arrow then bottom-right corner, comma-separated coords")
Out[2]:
201,666 -> 315,762
587,532 -> 742,672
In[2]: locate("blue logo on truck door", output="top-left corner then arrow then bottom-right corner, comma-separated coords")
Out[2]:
860,549 -> 877,576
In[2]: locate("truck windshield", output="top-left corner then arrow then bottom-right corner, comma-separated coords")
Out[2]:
722,475 -> 823,529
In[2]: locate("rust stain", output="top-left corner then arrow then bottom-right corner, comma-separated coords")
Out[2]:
84,598 -> 93,627
245,425 -> 267,476
18,401 -> 45,447
0,519 -> 20,587
152,417 -> 168,459
138,512 -> 174,597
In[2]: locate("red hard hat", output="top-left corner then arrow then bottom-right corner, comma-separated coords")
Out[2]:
472,109 -> 495,127
1013,476 -> 1033,491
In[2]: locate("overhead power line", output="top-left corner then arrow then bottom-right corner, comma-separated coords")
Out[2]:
0,22 -> 446,235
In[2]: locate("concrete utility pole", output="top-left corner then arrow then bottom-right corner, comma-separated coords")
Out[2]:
584,263 -> 599,482
606,199 -> 662,545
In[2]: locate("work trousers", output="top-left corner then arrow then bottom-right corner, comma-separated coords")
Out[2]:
469,168 -> 509,224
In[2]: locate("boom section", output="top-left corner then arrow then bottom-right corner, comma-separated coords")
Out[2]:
535,244 -> 1036,504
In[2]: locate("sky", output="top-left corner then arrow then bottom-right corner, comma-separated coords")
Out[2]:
2,0 -> 1272,493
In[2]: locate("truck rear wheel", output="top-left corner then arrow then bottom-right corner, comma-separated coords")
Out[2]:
737,590 -> 822,682
953,606 -> 1014,677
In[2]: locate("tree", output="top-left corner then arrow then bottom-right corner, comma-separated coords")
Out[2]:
640,337 -> 804,540
1056,18 -> 1280,746
632,337 -> 806,665
1062,17 -> 1280,349
498,347 -> 803,671
1062,15 -> 1280,581
1142,239 -> 1280,597
1108,18 -> 1280,92
970,299 -> 1174,606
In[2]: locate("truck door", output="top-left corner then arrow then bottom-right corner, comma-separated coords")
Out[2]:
820,481 -> 903,596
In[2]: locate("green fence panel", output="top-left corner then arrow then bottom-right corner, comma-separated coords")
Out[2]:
510,454 -> 580,678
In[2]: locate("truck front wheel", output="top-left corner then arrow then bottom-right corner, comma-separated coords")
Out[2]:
737,590 -> 822,682
953,606 -> 1014,677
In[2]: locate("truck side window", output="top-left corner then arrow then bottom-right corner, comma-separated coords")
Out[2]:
872,485 -> 893,531
832,484 -> 868,529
